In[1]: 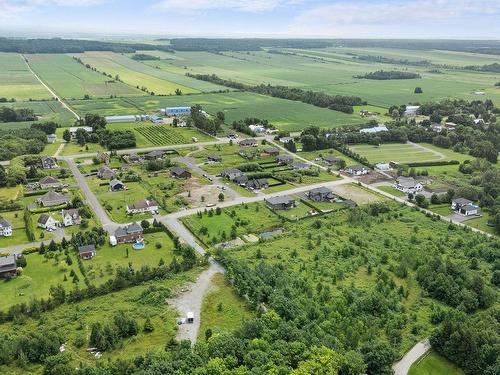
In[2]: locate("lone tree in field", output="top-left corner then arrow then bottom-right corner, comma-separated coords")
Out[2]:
414,87 -> 423,94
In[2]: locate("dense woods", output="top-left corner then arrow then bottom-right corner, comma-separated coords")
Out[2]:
0,106 -> 37,122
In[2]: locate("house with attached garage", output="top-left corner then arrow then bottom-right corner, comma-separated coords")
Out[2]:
171,167 -> 191,179
346,165 -> 369,176
113,222 -> 144,244
276,155 -> 293,165
221,168 -> 243,181
78,245 -> 96,260
37,191 -> 71,207
145,150 -> 165,160
37,214 -> 58,230
322,155 -> 342,166
0,255 -> 17,278
307,187 -> 335,202
0,218 -> 12,237
238,138 -> 257,147
39,176 -> 62,190
292,162 -> 311,170
265,196 -> 296,210
245,178 -> 269,191
98,165 -> 116,180
109,179 -> 125,192
61,208 -> 81,226
393,176 -> 423,194
41,156 -> 58,169
451,198 -> 480,216
126,199 -> 159,214
262,147 -> 280,156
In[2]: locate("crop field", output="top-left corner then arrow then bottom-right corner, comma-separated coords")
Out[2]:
1,99 -> 76,127
157,49 -> 500,107
135,125 -> 193,146
0,53 -> 50,100
73,51 -> 225,95
350,142 -> 451,164
69,91 -> 363,131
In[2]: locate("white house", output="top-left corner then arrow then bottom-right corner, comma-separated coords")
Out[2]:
61,208 -> 81,227
0,219 -> 12,237
451,198 -> 479,216
404,105 -> 420,116
46,134 -> 57,143
37,215 -> 58,230
393,176 -> 423,194
126,199 -> 159,214
360,125 -> 388,134
347,165 -> 369,176
376,163 -> 391,171
248,124 -> 266,133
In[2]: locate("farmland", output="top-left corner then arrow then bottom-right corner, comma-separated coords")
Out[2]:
0,100 -> 76,127
25,54 -> 142,99
0,53 -> 50,100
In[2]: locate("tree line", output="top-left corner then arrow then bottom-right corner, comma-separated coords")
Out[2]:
354,70 -> 421,80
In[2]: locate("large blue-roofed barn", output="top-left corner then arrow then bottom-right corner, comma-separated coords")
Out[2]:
164,107 -> 191,116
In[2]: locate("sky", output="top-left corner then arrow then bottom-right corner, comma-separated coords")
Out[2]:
1,0 -> 500,39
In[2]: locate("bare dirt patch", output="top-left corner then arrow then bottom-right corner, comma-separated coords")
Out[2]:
180,178 -> 223,206
332,183 -> 384,204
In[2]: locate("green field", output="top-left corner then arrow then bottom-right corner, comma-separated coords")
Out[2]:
0,53 -> 50,100
68,91 -> 364,131
409,351 -> 465,375
0,100 -> 76,127
26,54 -> 142,99
73,51 -> 225,95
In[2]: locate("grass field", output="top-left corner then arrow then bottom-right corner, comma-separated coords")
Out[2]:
198,273 -> 253,341
68,91 -> 364,132
73,51 -> 225,95
0,100 -> 76,127
0,53 -> 50,100
377,185 -> 407,197
26,54 -> 142,99
409,351 -> 465,375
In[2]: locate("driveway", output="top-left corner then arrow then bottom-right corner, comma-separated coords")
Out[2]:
393,339 -> 431,375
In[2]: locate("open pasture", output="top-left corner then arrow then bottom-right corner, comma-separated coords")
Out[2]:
73,51 -> 224,95
69,91 -> 363,131
0,53 -> 50,100
1,100 -> 76,127
351,143 -> 446,164
26,54 -> 142,99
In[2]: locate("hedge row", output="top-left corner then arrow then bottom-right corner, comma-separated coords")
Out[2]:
405,160 -> 460,167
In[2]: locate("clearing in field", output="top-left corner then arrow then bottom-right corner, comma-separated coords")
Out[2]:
350,142 -> 448,164
0,53 -> 50,100
25,54 -> 142,99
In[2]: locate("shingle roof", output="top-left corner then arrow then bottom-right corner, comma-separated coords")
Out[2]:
266,196 -> 295,205
78,244 -> 96,253
39,176 -> 59,184
396,176 -> 419,188
171,167 -> 189,175
128,199 -> 158,210
38,215 -> 50,225
453,198 -> 472,206
0,218 -> 11,227
309,187 -> 333,195
0,255 -> 16,271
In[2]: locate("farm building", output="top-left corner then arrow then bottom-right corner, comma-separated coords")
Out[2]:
393,176 -> 423,194
346,165 -> 369,176
150,115 -> 164,123
61,209 -> 81,227
114,223 -> 143,244
171,167 -> 191,179
360,125 -> 388,134
105,115 -> 137,123
0,218 -> 12,237
307,187 -> 335,202
78,245 -> 96,260
126,199 -> 159,214
69,126 -> 93,139
37,191 -> 71,207
0,255 -> 17,278
39,176 -> 62,189
165,107 -> 191,116
248,124 -> 266,133
265,196 -> 296,210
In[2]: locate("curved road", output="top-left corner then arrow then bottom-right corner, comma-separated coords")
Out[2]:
393,339 -> 431,375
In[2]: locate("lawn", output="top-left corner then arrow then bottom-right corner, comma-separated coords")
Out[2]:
181,202 -> 282,245
198,273 -> 253,341
463,212 -> 496,235
377,185 -> 407,197
0,52 -> 50,100
25,54 -> 142,99
409,351 -> 465,375
297,148 -> 359,167
0,210 -> 31,248
351,143 -> 445,164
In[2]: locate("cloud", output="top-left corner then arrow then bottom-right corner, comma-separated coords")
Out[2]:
0,0 -> 105,19
153,0 -> 293,12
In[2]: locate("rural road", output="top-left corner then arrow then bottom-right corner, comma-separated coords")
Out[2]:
22,55 -> 81,120
393,339 -> 431,375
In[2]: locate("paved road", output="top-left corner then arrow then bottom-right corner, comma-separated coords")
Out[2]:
393,339 -> 431,375
22,55 -> 80,120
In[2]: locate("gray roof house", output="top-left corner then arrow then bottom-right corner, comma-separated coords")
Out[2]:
221,168 -> 243,181
233,175 -> 249,185
37,191 -> 71,207
246,178 -> 269,190
207,154 -> 222,163
46,134 -> 57,143
109,179 -> 125,191
292,162 -> 310,170
393,177 -> 423,193
171,167 -> 191,179
39,176 -> 61,189
145,150 -> 165,160
265,196 -> 296,210
322,155 -> 341,165
114,222 -> 144,243
276,155 -> 294,165
238,138 -> 257,147
263,147 -> 280,156
0,218 -> 12,237
41,156 -> 58,169
308,187 -> 335,202
0,255 -> 17,278
78,244 -> 96,259
98,166 -> 116,180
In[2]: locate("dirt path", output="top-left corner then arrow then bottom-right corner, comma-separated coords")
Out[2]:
53,142 -> 66,157
22,55 -> 80,120
392,339 -> 431,375
407,141 -> 446,160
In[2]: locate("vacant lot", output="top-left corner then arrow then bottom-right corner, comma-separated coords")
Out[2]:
0,53 -> 50,100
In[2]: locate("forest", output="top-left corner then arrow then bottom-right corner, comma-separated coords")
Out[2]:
0,107 -> 37,122
169,38 -> 333,51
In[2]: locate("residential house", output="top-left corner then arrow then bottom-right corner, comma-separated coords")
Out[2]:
375,163 -> 391,171
128,153 -> 141,163
265,196 -> 296,210
404,105 -> 420,116
322,155 -> 341,166
451,198 -> 479,216
249,124 -> 266,133
360,125 -> 388,134
61,208 -> 81,227
346,165 -> 369,176
41,156 -> 58,169
0,218 -> 12,237
393,176 -> 423,194
263,147 -> 279,156
238,138 -> 257,147
78,245 -> 96,260
292,162 -> 310,170
221,168 -> 243,181
39,176 -> 62,190
207,154 -> 222,163
37,214 -> 58,230
114,223 -> 144,244
46,134 -> 57,143
307,187 -> 335,202
145,150 -> 165,160
97,152 -> 110,164
98,166 -> 116,180
279,136 -> 293,144
0,255 -> 17,278
227,132 -> 238,139
246,178 -> 269,190
445,122 -> 457,130
109,179 -> 125,192
276,155 -> 293,165
171,167 -> 191,179
233,175 -> 249,185
430,123 -> 443,132
37,191 -> 71,207
126,199 -> 159,214
69,126 -> 93,140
